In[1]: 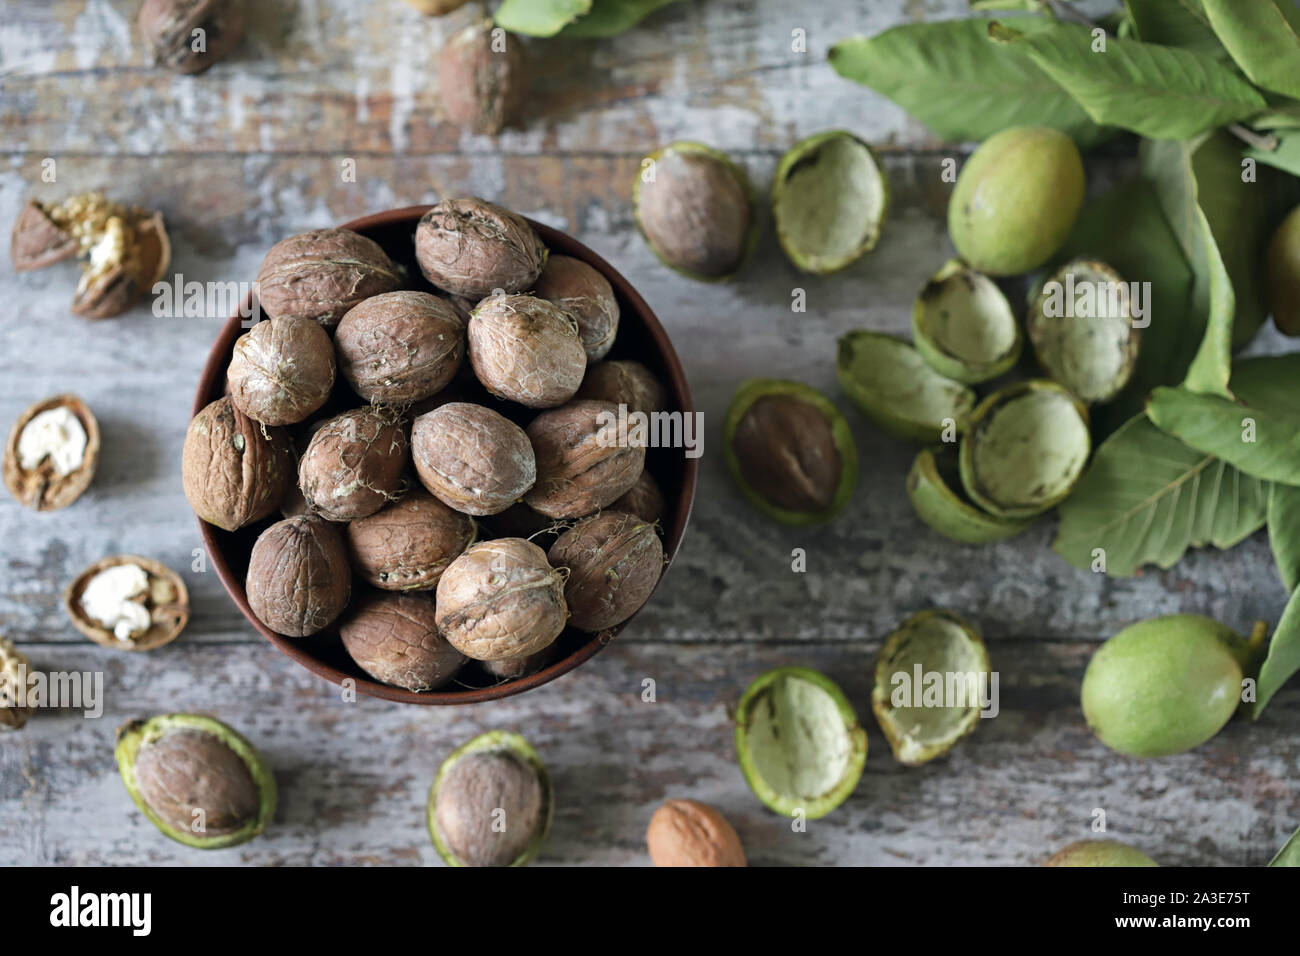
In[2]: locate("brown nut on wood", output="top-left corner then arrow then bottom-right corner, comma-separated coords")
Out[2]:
646,799 -> 747,867
534,254 -> 620,362
334,291 -> 465,404
435,538 -> 567,661
339,591 -> 465,691
0,637 -> 34,731
64,555 -> 190,652
138,0 -> 247,74
227,316 -> 336,426
246,516 -> 351,637
414,198 -> 547,298
468,294 -> 586,408
548,511 -> 663,632
439,19 -> 527,136
577,359 -> 667,416
411,402 -> 535,516
10,200 -> 77,271
298,407 -> 409,521
256,228 -> 402,328
344,489 -> 476,591
524,400 -> 645,519
611,469 -> 665,523
4,394 -> 100,511
134,728 -> 260,836
182,397 -> 293,531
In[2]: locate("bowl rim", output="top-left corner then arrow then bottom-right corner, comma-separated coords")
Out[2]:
193,205 -> 698,704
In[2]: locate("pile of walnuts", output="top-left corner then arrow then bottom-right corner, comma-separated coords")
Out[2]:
183,197 -> 670,693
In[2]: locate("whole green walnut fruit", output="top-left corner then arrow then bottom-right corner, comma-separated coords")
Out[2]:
1081,614 -> 1250,758
1266,203 -> 1300,337
948,126 -> 1085,277
116,713 -> 275,849
1044,840 -> 1158,867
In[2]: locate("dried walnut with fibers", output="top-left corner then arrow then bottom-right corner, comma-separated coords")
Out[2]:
577,359 -> 667,416
256,228 -> 401,328
339,592 -> 465,692
411,402 -> 535,516
298,407 -> 409,521
334,291 -> 464,404
182,397 -> 293,532
549,511 -> 663,632
345,489 -> 475,591
138,0 -> 246,74
227,316 -> 336,426
415,198 -> 547,298
246,516 -> 352,637
435,538 -> 567,662
524,400 -> 645,519
468,294 -> 586,408
533,254 -> 619,362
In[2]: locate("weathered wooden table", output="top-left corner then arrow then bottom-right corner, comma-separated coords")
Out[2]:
1,0 -> 1295,867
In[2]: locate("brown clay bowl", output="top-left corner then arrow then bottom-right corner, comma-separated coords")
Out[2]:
192,206 -> 697,704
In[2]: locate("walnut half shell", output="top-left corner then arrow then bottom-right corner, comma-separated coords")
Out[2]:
64,555 -> 190,652
3,394 -> 100,511
10,194 -> 171,319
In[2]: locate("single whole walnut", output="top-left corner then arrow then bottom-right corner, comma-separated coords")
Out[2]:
577,359 -> 667,416
334,291 -> 464,404
434,749 -> 545,866
468,294 -> 586,408
524,400 -> 645,519
732,394 -> 841,514
414,198 -> 547,298
439,19 -> 527,136
298,407 -> 409,521
646,799 -> 747,867
548,511 -> 663,632
256,229 -> 402,328
344,489 -> 475,591
182,397 -> 293,531
611,469 -> 665,523
636,143 -> 753,280
246,516 -> 351,637
533,254 -> 620,361
135,729 -> 260,836
435,538 -> 567,661
339,591 -> 465,692
138,0 -> 247,75
226,316 -> 336,426
411,402 -> 535,516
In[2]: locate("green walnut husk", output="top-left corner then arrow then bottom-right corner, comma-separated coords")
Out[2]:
1027,259 -> 1140,404
427,730 -> 553,867
907,447 -> 1035,545
115,713 -> 276,850
836,331 -> 975,443
1081,615 -> 1261,759
1272,825 -> 1300,867
633,141 -> 758,283
959,379 -> 1090,520
723,379 -> 858,525
772,130 -> 888,275
949,126 -> 1085,277
872,610 -> 991,766
735,667 -> 867,819
1044,840 -> 1159,867
912,259 -> 1021,384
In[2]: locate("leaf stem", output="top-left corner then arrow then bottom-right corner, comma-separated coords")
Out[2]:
1227,123 -> 1280,152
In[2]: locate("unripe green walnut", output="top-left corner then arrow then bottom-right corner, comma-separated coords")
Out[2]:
1267,203 -> 1300,337
949,127 -> 1085,277
1044,840 -> 1158,867
1081,615 -> 1251,758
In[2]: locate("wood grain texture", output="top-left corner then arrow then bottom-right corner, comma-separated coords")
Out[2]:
0,0 -> 1297,866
